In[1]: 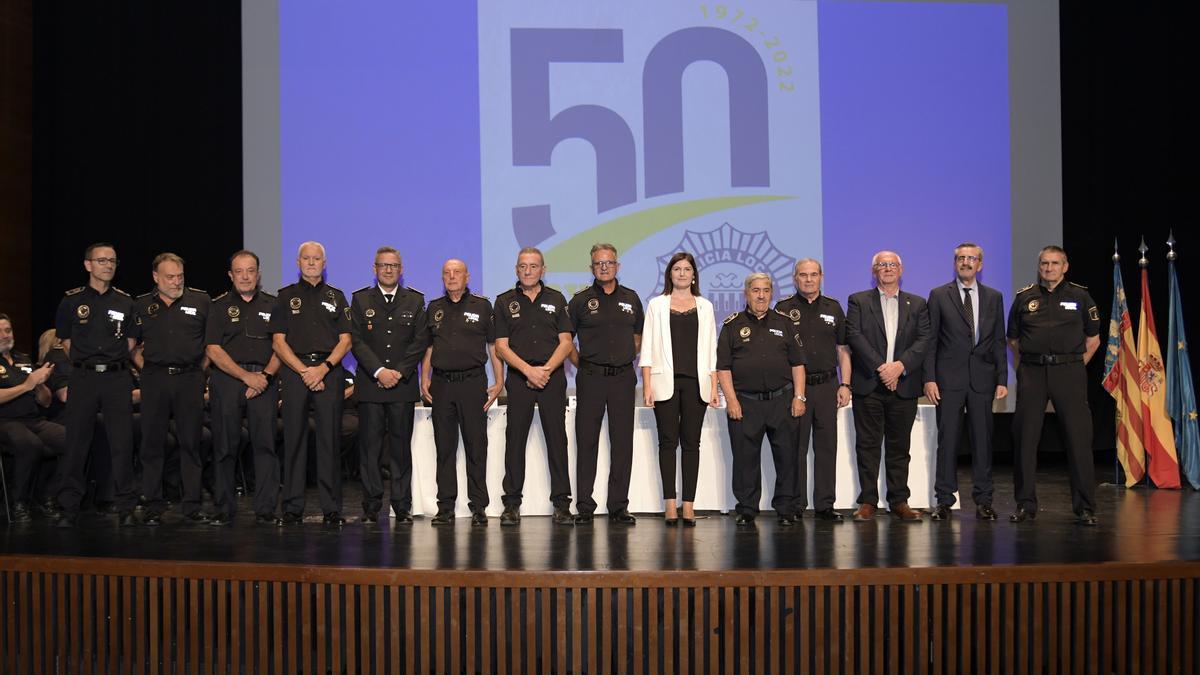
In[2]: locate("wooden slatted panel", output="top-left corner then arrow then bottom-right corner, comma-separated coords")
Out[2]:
347,583 -> 359,675
1185,579 -> 1195,675
541,587 -> 551,675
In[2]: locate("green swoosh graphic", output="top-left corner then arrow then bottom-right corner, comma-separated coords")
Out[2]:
543,194 -> 794,272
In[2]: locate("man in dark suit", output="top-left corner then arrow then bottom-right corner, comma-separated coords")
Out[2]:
845,250 -> 932,521
922,243 -> 1008,521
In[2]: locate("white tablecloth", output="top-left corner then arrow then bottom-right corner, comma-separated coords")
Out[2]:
408,402 -> 949,516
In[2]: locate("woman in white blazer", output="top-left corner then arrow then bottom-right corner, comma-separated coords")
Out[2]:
640,252 -> 719,526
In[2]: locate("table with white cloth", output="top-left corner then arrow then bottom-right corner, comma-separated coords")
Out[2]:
407,402 -> 951,517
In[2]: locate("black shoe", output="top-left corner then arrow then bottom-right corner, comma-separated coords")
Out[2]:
500,506 -> 520,527
734,513 -> 756,527
813,508 -> 844,522
11,502 -> 33,524
361,512 -> 379,523
682,517 -> 697,527
665,517 -> 679,526
143,511 -> 163,527
184,511 -> 212,523
323,512 -> 346,526
975,504 -> 998,521
393,511 -> 414,524
40,499 -> 62,519
777,513 -> 799,527
928,504 -> 952,521
55,513 -> 78,529
552,506 -> 575,525
256,513 -> 283,526
574,513 -> 594,525
207,513 -> 234,526
430,509 -> 455,526
1075,509 -> 1098,526
608,509 -> 637,525
280,512 -> 304,525
1009,507 -> 1037,523
118,511 -> 137,527
470,511 -> 488,526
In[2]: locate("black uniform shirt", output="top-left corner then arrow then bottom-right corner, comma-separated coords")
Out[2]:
717,309 -> 807,393
206,289 -> 277,365
568,281 -> 644,366
0,351 -> 40,419
54,285 -> 140,362
135,288 -> 210,366
268,279 -> 352,354
1007,282 -> 1100,355
775,293 -> 846,374
351,285 -> 426,402
493,282 -> 572,365
426,291 -> 494,371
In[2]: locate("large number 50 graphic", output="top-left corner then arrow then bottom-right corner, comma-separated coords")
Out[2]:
510,27 -> 770,248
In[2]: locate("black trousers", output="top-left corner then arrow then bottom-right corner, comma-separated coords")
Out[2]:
851,387 -> 917,507
431,375 -> 489,513
209,368 -> 279,518
574,367 -> 635,514
279,366 -> 345,516
795,378 -> 838,512
0,418 -> 66,503
358,399 -> 416,515
56,368 -> 136,514
502,367 -> 570,509
651,375 -> 706,502
933,387 -> 995,507
1013,362 -> 1095,513
140,367 -> 205,515
728,393 -> 798,516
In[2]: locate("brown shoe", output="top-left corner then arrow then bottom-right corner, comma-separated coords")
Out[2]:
890,502 -> 922,521
851,504 -> 877,521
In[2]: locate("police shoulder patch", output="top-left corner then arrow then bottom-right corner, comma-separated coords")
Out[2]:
723,312 -> 740,325
1069,281 -> 1088,290
65,286 -> 84,296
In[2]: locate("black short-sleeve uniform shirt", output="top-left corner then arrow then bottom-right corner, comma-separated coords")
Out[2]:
55,285 -> 140,362
0,351 -> 40,419
568,281 -> 644,366
134,288 -> 210,366
1006,282 -> 1100,355
775,293 -> 846,374
350,285 -> 426,402
268,280 -> 352,353
493,282 -> 572,364
717,309 -> 808,393
426,291 -> 495,371
206,289 -> 277,365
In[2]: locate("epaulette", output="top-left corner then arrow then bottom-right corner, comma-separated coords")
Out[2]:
353,285 -> 372,295
65,286 -> 84,296
572,286 -> 592,297
723,312 -> 740,325
325,284 -> 343,293
470,292 -> 490,301
779,293 -> 797,303
136,290 -> 156,300
1017,283 -> 1036,294
406,286 -> 423,296
1069,281 -> 1088,290
186,286 -> 207,295
213,291 -> 229,302
774,309 -> 791,318
259,290 -> 276,299
112,287 -> 131,297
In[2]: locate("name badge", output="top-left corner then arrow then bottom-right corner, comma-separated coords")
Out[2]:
540,303 -> 557,313
464,312 -> 481,323
180,306 -> 197,316
618,302 -> 633,314
259,312 -> 271,321
820,313 -> 836,325
107,310 -> 125,322
1060,301 -> 1078,310
769,328 -> 784,337
322,301 -> 337,313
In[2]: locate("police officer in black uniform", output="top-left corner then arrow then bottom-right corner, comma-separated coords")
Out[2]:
494,247 -> 575,527
132,253 -> 211,525
350,246 -> 427,524
775,259 -> 851,521
1007,245 -> 1101,525
269,241 -> 353,526
717,272 -> 807,527
52,242 -> 141,527
568,243 -> 644,525
419,258 -> 503,526
0,314 -> 65,522
205,250 -> 283,525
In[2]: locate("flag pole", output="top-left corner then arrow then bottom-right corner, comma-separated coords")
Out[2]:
1112,239 -> 1123,486
1137,236 -> 1151,488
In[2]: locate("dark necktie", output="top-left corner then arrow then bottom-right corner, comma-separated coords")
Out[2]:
963,287 -> 975,342
384,293 -> 394,304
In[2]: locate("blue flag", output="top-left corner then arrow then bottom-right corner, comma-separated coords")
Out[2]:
1167,258 -> 1200,489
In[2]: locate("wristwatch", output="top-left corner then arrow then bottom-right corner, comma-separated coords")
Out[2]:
323,360 -> 336,371
795,394 -> 807,402
838,383 -> 851,389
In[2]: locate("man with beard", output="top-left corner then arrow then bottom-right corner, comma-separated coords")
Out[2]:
205,250 -> 283,525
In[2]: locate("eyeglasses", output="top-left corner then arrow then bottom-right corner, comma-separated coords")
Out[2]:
374,263 -> 401,271
873,261 -> 900,270
955,255 -> 980,263
89,257 -> 119,266
591,260 -> 618,270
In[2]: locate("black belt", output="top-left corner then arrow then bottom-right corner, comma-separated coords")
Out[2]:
736,382 -> 794,401
146,363 -> 199,375
72,361 -> 127,373
579,360 -> 631,377
806,370 -> 836,385
297,352 -> 331,363
237,362 -> 266,372
1023,353 -> 1083,365
432,366 -> 485,382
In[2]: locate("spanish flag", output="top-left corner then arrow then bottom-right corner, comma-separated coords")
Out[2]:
1102,261 -> 1145,486
1138,268 -> 1181,488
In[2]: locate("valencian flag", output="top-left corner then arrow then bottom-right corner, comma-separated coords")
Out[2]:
1137,261 -> 1181,488
1102,254 -> 1145,485
1166,245 -> 1200,489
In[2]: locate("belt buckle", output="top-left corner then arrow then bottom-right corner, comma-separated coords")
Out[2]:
603,365 -> 619,376
1045,355 -> 1058,365
167,366 -> 182,375
95,363 -> 108,373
